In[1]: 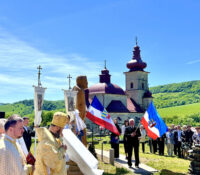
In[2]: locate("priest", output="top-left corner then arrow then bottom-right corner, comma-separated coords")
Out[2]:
34,112 -> 69,175
0,114 -> 33,175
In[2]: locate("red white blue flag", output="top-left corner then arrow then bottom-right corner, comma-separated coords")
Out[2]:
141,101 -> 168,140
86,96 -> 120,136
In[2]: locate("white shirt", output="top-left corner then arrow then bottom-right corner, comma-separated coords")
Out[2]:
140,129 -> 146,142
121,125 -> 126,135
178,130 -> 182,142
23,126 -> 28,132
166,131 -> 171,144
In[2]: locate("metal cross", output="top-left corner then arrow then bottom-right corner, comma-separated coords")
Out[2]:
135,36 -> 138,46
37,65 -> 42,87
67,74 -> 72,90
104,60 -> 107,69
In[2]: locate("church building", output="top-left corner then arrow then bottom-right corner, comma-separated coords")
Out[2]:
87,42 -> 153,124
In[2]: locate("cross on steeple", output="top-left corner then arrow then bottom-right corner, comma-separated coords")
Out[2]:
37,65 -> 42,87
104,60 -> 107,69
67,74 -> 72,90
135,36 -> 138,46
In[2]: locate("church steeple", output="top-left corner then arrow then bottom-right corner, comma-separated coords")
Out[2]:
99,60 -> 111,83
126,38 -> 147,71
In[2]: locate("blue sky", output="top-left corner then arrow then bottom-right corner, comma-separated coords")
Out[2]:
0,0 -> 200,103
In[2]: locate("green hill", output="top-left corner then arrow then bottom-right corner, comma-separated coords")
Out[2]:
0,99 -> 65,117
157,102 -> 200,125
150,80 -> 200,109
1,80 -> 200,125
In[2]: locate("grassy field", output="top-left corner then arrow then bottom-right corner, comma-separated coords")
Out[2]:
99,161 -> 133,175
157,102 -> 200,118
89,136 -> 190,175
31,135 -> 190,175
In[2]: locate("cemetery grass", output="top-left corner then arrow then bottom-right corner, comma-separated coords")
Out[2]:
89,136 -> 190,175
98,161 -> 133,175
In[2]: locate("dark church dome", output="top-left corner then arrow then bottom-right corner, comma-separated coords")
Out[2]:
89,82 -> 125,95
89,64 -> 125,95
127,41 -> 147,71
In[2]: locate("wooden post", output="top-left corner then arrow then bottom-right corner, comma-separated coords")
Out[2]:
109,148 -> 114,165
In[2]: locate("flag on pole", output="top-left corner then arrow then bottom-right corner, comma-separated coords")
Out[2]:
141,101 -> 168,140
86,96 -> 119,136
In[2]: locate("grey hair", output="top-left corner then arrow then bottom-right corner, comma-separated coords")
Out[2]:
129,118 -> 134,123
0,119 -> 7,129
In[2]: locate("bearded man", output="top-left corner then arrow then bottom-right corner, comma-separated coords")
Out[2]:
34,112 -> 69,175
0,114 -> 33,175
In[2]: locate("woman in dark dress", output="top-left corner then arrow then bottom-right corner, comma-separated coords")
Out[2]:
122,120 -> 129,159
110,118 -> 121,158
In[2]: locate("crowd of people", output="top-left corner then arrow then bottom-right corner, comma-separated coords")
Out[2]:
0,112 -> 71,175
111,118 -> 200,168
1,113 -> 200,173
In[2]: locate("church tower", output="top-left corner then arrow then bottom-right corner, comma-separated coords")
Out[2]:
124,39 -> 152,111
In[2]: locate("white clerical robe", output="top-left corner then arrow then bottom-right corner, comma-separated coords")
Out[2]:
0,134 -> 32,175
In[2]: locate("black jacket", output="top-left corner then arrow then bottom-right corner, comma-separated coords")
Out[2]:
23,126 -> 35,152
110,123 -> 121,143
125,126 -> 141,145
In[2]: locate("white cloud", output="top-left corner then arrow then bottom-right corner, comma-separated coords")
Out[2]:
0,28 -> 102,102
186,59 -> 200,65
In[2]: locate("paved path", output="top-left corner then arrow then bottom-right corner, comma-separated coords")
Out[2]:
96,149 -> 158,175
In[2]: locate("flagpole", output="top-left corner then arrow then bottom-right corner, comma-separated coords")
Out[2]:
34,131 -> 37,156
33,65 -> 46,156
92,123 -> 94,145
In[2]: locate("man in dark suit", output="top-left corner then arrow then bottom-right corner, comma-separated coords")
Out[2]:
125,119 -> 141,168
174,125 -> 182,158
158,134 -> 166,155
23,117 -> 35,152
185,125 -> 194,148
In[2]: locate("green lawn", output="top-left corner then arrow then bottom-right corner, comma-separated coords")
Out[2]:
98,161 -> 133,175
89,136 -> 190,175
31,136 -> 190,175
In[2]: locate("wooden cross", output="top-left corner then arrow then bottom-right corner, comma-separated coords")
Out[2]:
37,65 -> 42,87
67,74 -> 72,90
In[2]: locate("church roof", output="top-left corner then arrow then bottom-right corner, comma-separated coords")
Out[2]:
89,64 -> 125,95
106,100 -> 130,113
89,83 -> 125,95
127,97 -> 144,113
143,90 -> 153,98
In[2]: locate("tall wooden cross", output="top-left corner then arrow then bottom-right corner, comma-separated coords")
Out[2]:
67,74 -> 72,90
37,65 -> 42,87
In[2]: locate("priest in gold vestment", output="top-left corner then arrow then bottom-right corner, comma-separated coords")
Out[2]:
0,115 -> 33,175
34,112 -> 69,175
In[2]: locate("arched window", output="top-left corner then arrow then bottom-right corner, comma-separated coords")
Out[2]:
142,83 -> 144,89
130,82 -> 134,89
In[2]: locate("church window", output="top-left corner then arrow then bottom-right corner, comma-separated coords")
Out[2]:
130,82 -> 134,89
142,83 -> 144,89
